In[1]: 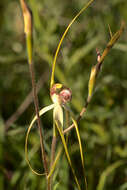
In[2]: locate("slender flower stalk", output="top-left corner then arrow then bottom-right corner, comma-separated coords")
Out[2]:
20,0 -> 49,189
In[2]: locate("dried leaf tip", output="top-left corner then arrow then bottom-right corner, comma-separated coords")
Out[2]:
20,0 -> 33,35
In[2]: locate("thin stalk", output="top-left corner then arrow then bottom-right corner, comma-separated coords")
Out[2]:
28,54 -> 51,190
20,0 -> 50,189
28,51 -> 50,190
28,63 -> 49,175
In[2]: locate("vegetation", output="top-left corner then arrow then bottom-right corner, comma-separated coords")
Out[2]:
0,0 -> 127,189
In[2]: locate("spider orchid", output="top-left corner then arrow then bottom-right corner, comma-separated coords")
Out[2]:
21,0 -> 95,189
25,84 -> 87,190
20,0 -> 124,189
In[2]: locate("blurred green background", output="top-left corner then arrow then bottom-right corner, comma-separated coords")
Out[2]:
0,0 -> 127,189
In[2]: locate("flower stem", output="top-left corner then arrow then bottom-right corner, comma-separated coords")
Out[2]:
20,1 -> 50,188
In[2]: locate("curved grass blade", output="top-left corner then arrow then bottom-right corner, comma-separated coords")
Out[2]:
25,104 -> 55,175
72,117 -> 87,190
50,0 -> 94,88
55,120 -> 81,190
97,160 -> 126,190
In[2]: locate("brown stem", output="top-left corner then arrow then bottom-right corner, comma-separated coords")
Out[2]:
29,63 -> 49,183
20,1 -> 51,188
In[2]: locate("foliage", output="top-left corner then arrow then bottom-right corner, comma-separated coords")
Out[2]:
0,0 -> 127,189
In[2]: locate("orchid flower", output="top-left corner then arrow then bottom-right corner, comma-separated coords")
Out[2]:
23,0 -> 95,189
20,0 -> 124,189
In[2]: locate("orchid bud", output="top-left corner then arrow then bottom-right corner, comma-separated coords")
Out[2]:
88,66 -> 97,100
20,0 -> 33,64
50,83 -> 72,105
20,0 -> 33,36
